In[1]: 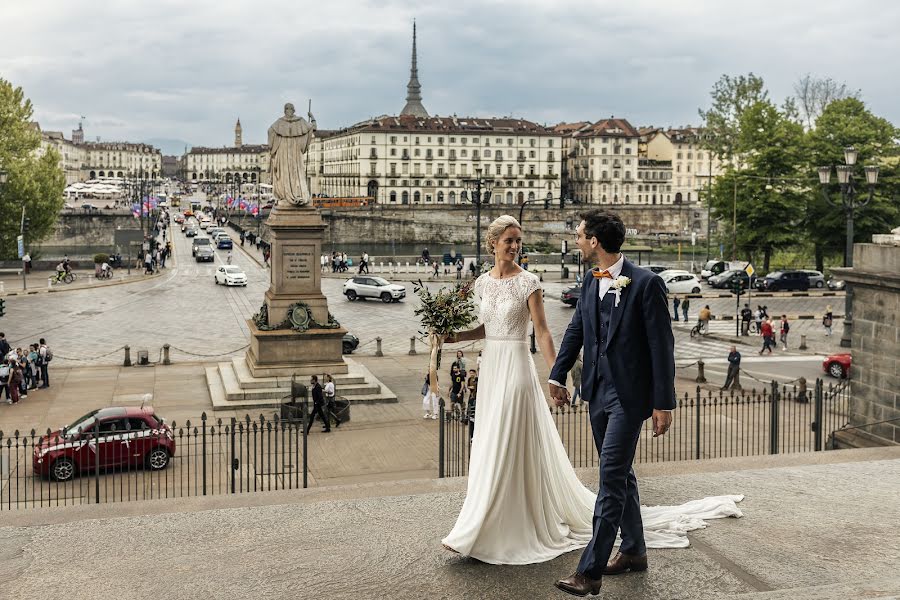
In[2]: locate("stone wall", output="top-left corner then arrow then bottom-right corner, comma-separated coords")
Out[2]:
231,203 -> 707,249
834,243 -> 900,445
31,210 -> 142,259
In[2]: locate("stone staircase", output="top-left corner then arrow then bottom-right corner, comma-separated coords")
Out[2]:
206,356 -> 397,411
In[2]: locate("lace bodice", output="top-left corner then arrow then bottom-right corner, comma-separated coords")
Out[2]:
475,271 -> 542,340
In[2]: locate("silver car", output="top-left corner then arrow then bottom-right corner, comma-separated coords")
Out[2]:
802,270 -> 826,289
343,276 -> 406,303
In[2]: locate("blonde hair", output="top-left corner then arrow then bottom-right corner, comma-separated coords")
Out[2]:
485,215 -> 522,254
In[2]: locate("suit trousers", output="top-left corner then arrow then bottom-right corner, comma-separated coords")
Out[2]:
577,388 -> 645,579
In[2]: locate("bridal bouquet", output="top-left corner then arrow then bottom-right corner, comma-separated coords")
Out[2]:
413,279 -> 478,398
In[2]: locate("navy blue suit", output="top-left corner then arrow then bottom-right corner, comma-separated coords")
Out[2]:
550,258 -> 675,578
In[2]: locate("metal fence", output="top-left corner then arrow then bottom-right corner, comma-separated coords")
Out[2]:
439,378 -> 851,478
0,412 -> 309,511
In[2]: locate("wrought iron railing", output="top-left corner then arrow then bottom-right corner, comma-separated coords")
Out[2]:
438,379 -> 851,478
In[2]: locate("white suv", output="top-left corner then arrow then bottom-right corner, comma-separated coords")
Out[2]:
343,276 -> 406,303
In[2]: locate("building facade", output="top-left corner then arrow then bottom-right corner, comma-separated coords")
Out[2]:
642,127 -> 724,204
183,119 -> 270,184
307,116 -> 562,206
562,118 -> 641,205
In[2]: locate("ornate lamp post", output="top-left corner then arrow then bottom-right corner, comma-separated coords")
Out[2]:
818,146 -> 879,348
462,167 -> 494,269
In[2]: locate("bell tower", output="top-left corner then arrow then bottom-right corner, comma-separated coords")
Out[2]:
235,118 -> 243,148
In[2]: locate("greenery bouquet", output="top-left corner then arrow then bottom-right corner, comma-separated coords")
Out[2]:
413,279 -> 478,401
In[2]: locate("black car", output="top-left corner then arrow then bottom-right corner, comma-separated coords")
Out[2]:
560,284 -> 582,307
709,269 -> 756,290
756,270 -> 811,292
195,246 -> 215,262
342,333 -> 359,354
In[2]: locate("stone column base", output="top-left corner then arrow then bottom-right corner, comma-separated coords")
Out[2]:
246,319 -> 348,379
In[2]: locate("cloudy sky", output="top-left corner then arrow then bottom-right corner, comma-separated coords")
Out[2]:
3,0 -> 897,154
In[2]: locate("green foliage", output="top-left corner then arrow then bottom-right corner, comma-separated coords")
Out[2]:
93,253 -> 109,264
413,279 -> 478,337
698,73 -> 768,160
0,78 -> 66,259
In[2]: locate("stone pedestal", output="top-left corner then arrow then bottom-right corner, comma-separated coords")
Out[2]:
246,203 -> 347,378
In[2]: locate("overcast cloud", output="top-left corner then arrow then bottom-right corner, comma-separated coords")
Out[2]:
2,0 -> 898,153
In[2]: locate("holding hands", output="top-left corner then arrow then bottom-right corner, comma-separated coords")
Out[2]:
548,383 -> 570,407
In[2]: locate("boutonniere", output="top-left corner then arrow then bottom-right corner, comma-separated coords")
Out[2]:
612,276 -> 631,307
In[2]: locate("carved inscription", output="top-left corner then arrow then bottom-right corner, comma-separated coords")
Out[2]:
283,248 -> 313,281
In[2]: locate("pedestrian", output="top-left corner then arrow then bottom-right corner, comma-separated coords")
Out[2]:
0,359 -> 11,404
263,247 -> 270,265
681,297 -> 690,322
23,252 -> 32,275
476,350 -> 482,372
321,253 -> 327,273
448,365 -> 465,413
432,260 -> 439,278
571,355 -> 583,405
7,360 -> 22,405
26,344 -> 38,390
722,345 -> 741,391
780,315 -> 790,350
452,350 -> 466,374
456,258 -> 463,280
144,251 -> 153,274
422,373 -> 439,420
740,303 -> 752,336
823,305 -> 834,336
240,231 -> 246,246
362,252 -> 370,274
226,250 -> 233,265
306,375 -> 331,433
465,369 -> 478,437
521,254 -> 529,271
698,304 -> 712,335
754,306 -> 763,334
672,295 -> 681,322
323,374 -> 341,428
0,333 -> 10,359
759,318 -> 774,355
37,338 -> 51,388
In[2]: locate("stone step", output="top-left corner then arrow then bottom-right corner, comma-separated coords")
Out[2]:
229,356 -> 365,389
205,366 -> 227,409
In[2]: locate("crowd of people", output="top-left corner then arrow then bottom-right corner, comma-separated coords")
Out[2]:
0,333 -> 52,405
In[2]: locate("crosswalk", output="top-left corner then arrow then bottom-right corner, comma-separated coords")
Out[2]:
674,336 -> 736,363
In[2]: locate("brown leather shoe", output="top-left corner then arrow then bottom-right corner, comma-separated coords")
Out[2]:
554,572 -> 602,597
603,551 -> 648,575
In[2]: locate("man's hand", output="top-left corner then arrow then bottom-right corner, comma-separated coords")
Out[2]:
549,383 -> 570,407
651,409 -> 673,437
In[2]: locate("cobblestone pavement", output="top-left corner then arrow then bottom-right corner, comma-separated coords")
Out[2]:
1,219 -> 846,374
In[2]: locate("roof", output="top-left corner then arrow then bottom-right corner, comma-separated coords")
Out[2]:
187,144 -> 269,155
79,141 -> 161,153
551,122 -> 590,135
576,118 -> 640,139
337,115 -> 557,136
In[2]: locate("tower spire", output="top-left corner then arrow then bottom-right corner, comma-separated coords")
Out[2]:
234,118 -> 243,148
400,20 -> 428,118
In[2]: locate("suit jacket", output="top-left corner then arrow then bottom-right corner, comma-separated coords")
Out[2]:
551,259 -> 676,421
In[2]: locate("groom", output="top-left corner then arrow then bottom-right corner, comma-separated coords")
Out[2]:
549,210 -> 675,597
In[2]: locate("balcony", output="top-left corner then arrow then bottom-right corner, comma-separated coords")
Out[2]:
401,154 -> 410,160
369,152 -> 378,160
516,155 -> 526,162
495,154 -> 503,161
472,155 -> 480,161
448,155 -> 457,161
435,173 -> 448,179
543,174 -> 559,180
425,154 -> 433,161
525,173 -> 540,180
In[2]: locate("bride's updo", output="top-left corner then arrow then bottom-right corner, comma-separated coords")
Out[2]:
486,215 -> 522,254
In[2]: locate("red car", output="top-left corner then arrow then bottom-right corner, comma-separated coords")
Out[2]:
33,406 -> 175,482
823,353 -> 851,379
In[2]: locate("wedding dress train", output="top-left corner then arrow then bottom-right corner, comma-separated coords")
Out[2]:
441,270 -> 742,565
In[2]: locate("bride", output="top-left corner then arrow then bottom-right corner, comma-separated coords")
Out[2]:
440,215 -> 741,566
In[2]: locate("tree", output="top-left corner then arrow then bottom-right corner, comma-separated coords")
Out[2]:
0,78 -> 65,259
708,100 -> 807,272
793,74 -> 861,131
805,97 -> 899,270
698,73 -> 769,161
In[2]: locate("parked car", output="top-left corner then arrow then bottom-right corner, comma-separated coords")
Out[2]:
216,236 -> 233,249
658,270 -> 702,294
643,264 -> 671,274
801,270 -> 826,288
343,276 -> 407,302
342,332 -> 360,354
827,277 -> 845,291
823,353 -> 851,379
33,406 -> 174,482
700,260 -> 729,280
755,270 -> 811,292
560,284 -> 582,307
195,245 -> 215,262
709,269 -> 756,290
192,237 -> 211,256
214,265 -> 247,286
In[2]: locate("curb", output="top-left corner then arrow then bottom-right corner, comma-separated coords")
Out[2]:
1,269 -> 165,297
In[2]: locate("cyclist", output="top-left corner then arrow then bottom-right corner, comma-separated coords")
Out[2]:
54,262 -> 67,283
99,261 -> 112,278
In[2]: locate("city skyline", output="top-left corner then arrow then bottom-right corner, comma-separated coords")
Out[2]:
3,0 -> 898,152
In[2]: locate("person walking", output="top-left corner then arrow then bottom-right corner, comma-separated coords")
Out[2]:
306,375 -> 331,433
456,258 -> 464,280
698,305 -> 712,335
226,250 -> 233,265
672,295 -> 680,322
753,306 -> 764,334
362,252 -> 370,274
465,369 -> 478,438
0,333 -> 10,360
448,365 -> 465,413
432,260 -> 440,279
722,346 -> 741,391
823,305 -> 834,336
323,374 -> 341,428
740,304 -> 752,336
422,373 -> 439,420
571,356 -> 583,405
452,350 -> 467,375
681,297 -> 690,322
0,360 -> 11,404
38,338 -> 50,388
779,315 -> 790,351
9,361 -> 23,404
759,318 -> 774,355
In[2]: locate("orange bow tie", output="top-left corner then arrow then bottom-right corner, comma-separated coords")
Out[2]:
592,269 -> 614,279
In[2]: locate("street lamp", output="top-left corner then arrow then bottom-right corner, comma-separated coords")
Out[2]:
462,167 -> 494,269
818,146 -> 879,348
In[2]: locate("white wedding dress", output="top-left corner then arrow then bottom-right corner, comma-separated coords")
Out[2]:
441,270 -> 743,565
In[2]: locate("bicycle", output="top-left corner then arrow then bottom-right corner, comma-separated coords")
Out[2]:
97,268 -> 114,280
689,321 -> 707,338
54,272 -> 76,284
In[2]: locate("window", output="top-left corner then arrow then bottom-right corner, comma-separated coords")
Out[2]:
460,137 -> 467,145
548,140 -> 554,147
414,148 -> 421,157
625,147 -> 632,154
450,137 -> 456,143
414,191 -> 421,203
438,149 -> 444,157
438,137 -> 444,145
415,137 -> 420,145
402,191 -> 409,203
437,191 -> 444,202
390,191 -> 397,202
371,136 -> 376,144
484,149 -> 491,157
496,164 -> 501,175
601,148 -> 607,155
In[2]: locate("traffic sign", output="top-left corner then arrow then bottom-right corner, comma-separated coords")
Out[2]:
16,235 -> 24,259
745,264 -> 755,277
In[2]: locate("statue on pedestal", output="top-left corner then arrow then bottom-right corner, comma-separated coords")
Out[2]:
267,102 -> 317,206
